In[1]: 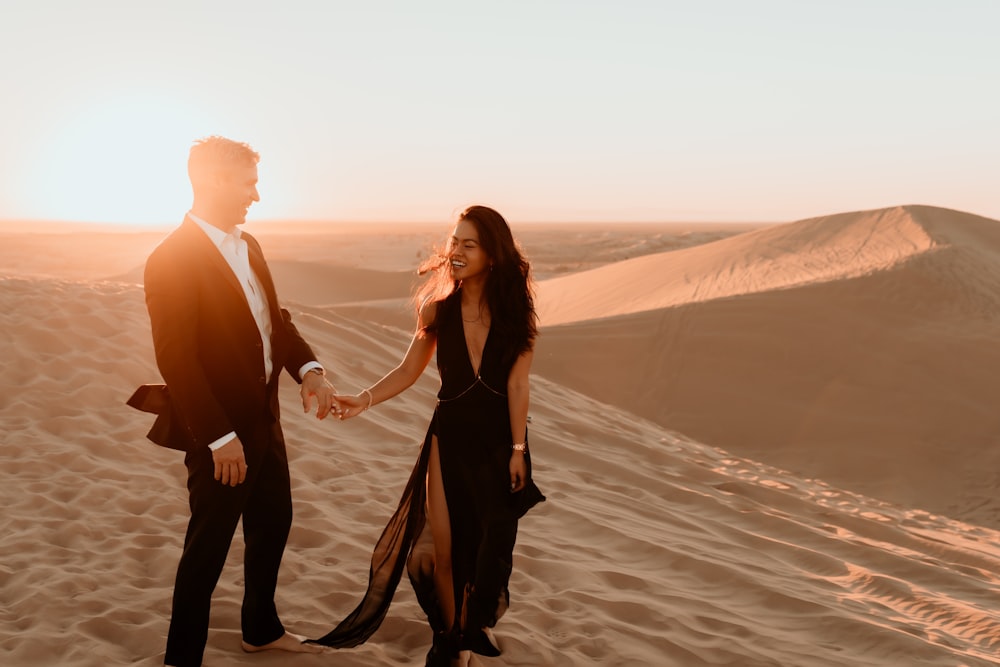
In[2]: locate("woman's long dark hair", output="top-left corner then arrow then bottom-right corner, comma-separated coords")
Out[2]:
415,205 -> 537,361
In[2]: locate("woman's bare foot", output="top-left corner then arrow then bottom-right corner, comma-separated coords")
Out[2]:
241,631 -> 325,654
450,649 -> 472,667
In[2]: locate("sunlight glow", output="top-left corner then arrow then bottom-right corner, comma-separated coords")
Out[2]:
25,91 -> 221,226
3,3 -> 999,224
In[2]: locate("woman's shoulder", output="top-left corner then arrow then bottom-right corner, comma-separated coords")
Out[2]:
418,296 -> 439,330
419,291 -> 458,332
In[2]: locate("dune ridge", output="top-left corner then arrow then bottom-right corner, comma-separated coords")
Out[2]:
536,205 -> 947,326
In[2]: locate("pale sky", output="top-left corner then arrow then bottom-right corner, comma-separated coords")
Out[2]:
1,1 -> 998,226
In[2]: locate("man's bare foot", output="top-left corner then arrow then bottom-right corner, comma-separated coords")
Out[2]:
241,631 -> 325,654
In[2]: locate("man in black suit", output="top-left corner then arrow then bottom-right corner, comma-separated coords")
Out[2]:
138,136 -> 337,666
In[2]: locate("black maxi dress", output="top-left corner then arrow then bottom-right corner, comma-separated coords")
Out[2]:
310,290 -> 545,656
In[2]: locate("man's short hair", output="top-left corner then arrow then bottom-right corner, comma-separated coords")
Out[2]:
188,136 -> 260,187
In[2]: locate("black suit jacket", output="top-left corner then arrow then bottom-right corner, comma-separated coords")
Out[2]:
131,216 -> 315,452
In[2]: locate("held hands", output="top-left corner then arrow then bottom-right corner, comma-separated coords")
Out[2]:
300,371 -> 342,420
509,451 -> 527,493
333,393 -> 370,421
213,437 -> 248,487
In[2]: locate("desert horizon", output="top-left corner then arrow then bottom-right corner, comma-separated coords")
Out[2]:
3,203 -> 1000,666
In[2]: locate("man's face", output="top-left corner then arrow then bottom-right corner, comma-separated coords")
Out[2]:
214,163 -> 259,229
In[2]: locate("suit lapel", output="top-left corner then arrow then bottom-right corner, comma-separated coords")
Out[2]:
243,232 -> 285,383
244,232 -> 282,323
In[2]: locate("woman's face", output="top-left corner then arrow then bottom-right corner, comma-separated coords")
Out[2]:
448,218 -> 491,283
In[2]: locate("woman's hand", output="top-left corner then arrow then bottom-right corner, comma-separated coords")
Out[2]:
334,394 -> 369,420
509,452 -> 527,493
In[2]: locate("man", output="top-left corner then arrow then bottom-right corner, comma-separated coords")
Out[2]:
135,136 -> 337,666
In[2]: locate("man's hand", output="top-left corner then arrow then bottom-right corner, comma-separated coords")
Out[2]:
213,437 -> 248,487
300,370 -> 340,420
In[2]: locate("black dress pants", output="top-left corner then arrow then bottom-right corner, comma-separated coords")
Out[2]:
164,424 -> 292,667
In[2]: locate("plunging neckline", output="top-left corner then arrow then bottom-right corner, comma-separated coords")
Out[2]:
460,300 -> 492,377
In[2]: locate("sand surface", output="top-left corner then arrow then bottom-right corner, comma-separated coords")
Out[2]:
2,209 -> 999,666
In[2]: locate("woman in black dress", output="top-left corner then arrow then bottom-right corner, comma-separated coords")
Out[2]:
310,205 -> 544,665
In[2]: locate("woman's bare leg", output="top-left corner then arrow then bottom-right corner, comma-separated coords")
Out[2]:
427,436 -> 456,630
427,437 -> 473,666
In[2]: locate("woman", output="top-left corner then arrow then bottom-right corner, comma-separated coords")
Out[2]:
310,205 -> 545,665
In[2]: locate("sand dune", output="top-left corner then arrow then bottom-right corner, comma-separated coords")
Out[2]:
2,212 -> 1000,666
0,229 -> 164,281
265,261 -> 417,307
536,206 -> 941,326
534,205 -> 1000,529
